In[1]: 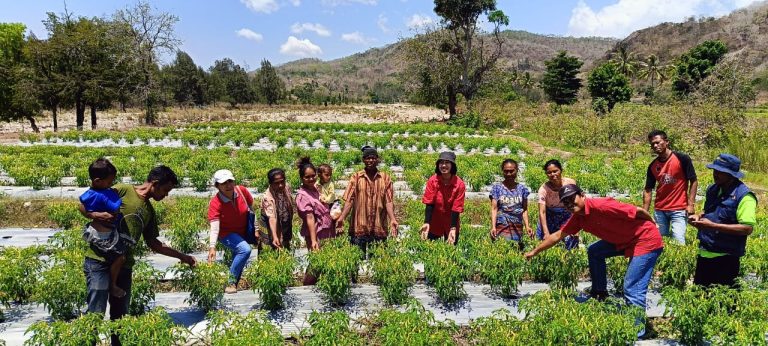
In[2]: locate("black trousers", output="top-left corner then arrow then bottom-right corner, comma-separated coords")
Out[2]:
693,254 -> 740,288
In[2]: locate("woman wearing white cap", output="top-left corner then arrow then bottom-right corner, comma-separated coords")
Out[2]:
207,169 -> 255,293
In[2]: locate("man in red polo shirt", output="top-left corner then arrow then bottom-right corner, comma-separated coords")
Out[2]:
525,184 -> 663,338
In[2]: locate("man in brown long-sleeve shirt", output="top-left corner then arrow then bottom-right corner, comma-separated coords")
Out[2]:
337,146 -> 398,258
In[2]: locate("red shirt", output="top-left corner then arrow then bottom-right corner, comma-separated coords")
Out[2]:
422,175 -> 466,236
645,152 -> 697,211
208,185 -> 254,239
561,198 -> 663,257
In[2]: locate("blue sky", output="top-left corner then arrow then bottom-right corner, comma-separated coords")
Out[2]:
1,0 -> 761,69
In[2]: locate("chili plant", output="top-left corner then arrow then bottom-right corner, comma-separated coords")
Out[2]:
477,240 -> 525,298
655,242 -> 696,289
128,261 -> 163,315
46,201 -> 86,229
607,255 -> 628,294
35,250 -> 87,320
301,311 -> 363,346
108,308 -> 188,346
174,262 -> 228,312
422,241 -> 467,304
24,313 -> 105,346
468,309 -> 521,345
307,237 -> 362,305
370,302 -> 456,346
370,243 -> 417,305
517,289 -> 642,345
243,248 -> 296,310
206,310 -> 284,346
662,285 -> 768,345
0,246 -> 44,303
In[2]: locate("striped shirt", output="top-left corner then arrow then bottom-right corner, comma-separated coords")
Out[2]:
342,170 -> 394,238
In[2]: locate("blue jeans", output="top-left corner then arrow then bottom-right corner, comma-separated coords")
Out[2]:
220,233 -> 252,284
587,240 -> 662,309
654,210 -> 687,244
84,257 -> 132,345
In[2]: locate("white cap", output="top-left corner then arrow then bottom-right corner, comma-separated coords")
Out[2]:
213,169 -> 235,184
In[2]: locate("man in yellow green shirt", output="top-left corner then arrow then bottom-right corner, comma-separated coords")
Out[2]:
689,154 -> 757,287
80,165 -> 196,345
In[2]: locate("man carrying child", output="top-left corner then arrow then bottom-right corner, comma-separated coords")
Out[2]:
80,162 -> 195,345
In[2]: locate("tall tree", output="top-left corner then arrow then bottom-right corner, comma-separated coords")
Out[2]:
540,51 -> 583,105
162,50 -> 206,107
0,23 -> 42,132
209,58 -> 254,107
672,40 -> 727,96
431,0 -> 509,116
255,59 -> 283,105
637,54 -> 672,90
402,29 -> 457,110
114,1 -> 180,124
587,62 -> 632,114
41,13 -> 120,130
26,34 -> 63,131
609,44 -> 639,78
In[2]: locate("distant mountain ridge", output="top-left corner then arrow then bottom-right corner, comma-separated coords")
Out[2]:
274,30 -> 618,99
613,1 -> 768,72
272,2 -> 768,99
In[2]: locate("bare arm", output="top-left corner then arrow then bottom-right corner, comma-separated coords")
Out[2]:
642,189 -> 652,212
522,199 -> 532,237
78,204 -> 115,222
386,199 -> 398,237
305,213 -> 319,250
686,180 -> 698,215
525,231 -> 568,259
691,218 -> 753,236
146,236 -> 195,266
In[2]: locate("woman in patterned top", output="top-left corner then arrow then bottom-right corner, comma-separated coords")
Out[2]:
536,159 -> 579,249
259,168 -> 295,250
490,159 -> 532,250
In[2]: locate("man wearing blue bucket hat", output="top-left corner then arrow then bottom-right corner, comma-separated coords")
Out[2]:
689,154 -> 757,287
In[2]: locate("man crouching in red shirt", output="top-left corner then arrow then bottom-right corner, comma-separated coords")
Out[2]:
525,184 -> 663,338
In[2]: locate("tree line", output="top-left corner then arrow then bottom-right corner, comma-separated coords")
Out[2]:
0,2 -> 291,132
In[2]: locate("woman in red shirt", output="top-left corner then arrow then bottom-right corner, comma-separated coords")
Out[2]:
206,169 -> 255,294
420,151 -> 466,245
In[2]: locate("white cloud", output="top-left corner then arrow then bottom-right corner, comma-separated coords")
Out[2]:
236,28 -> 264,42
321,0 -> 377,6
290,22 -> 332,37
290,0 -> 301,5
567,0 -> 762,38
280,36 -> 323,57
341,32 -> 375,44
377,13 -> 390,33
240,0 -> 279,13
406,14 -> 434,29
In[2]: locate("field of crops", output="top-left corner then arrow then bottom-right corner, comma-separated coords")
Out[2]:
1,122 -> 715,197
0,122 -> 765,345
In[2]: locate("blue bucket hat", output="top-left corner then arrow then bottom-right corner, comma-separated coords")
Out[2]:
706,153 -> 744,179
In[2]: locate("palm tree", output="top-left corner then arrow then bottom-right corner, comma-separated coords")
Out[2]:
610,44 -> 639,79
637,54 -> 673,90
